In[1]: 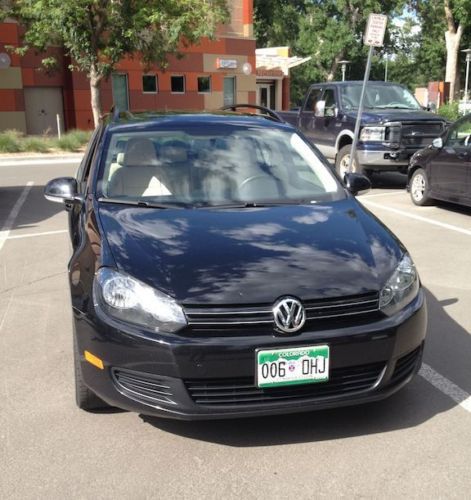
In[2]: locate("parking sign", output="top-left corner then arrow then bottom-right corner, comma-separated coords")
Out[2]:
364,14 -> 387,47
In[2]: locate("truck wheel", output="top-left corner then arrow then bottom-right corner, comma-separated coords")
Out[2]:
73,333 -> 110,411
410,168 -> 433,206
335,145 -> 363,179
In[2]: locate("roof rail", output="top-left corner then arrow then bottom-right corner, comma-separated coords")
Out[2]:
220,104 -> 285,123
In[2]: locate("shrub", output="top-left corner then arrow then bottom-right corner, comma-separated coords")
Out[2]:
437,102 -> 461,122
22,137 -> 51,153
53,129 -> 91,151
0,129 -> 24,153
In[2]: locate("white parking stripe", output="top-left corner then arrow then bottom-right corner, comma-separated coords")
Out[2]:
0,181 -> 34,252
420,363 -> 471,413
362,191 -> 406,199
362,199 -> 471,237
6,229 -> 68,240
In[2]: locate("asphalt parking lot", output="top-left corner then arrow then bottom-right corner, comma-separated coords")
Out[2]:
1,159 -> 470,498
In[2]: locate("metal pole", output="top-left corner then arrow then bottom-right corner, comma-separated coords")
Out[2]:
385,56 -> 388,82
348,45 -> 374,173
56,114 -> 61,139
342,64 -> 346,82
464,54 -> 470,114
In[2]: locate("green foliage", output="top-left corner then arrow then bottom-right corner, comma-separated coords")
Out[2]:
0,129 -> 91,153
0,130 -> 23,153
437,101 -> 461,121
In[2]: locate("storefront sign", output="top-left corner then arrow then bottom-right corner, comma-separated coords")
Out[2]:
216,58 -> 238,69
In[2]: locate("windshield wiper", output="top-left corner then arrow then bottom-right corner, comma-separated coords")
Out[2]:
198,200 -> 316,209
375,105 -> 416,110
98,197 -> 187,209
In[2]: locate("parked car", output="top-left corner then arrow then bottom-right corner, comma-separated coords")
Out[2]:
44,109 -> 426,420
408,113 -> 471,207
279,81 -> 447,178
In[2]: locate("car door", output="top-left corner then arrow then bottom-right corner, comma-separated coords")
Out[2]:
299,86 -> 322,144
314,87 -> 339,159
430,116 -> 471,201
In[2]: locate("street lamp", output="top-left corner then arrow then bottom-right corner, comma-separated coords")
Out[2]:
339,60 -> 350,82
462,49 -> 471,113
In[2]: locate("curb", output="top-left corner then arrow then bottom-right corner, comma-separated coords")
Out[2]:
0,153 -> 83,165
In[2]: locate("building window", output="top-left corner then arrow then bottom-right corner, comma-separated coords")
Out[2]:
171,75 -> 185,93
142,74 -> 158,93
197,76 -> 211,93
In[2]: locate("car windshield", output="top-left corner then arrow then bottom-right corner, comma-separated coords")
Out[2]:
340,83 -> 421,111
98,124 -> 344,207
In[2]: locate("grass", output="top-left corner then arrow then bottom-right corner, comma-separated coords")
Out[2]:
0,129 -> 92,153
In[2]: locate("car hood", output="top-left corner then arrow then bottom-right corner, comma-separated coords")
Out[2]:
97,199 -> 403,305
345,109 -> 446,125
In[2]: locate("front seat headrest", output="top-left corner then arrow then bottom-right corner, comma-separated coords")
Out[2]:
124,138 -> 158,167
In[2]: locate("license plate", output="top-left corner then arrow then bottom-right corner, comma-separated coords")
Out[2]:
256,345 -> 329,388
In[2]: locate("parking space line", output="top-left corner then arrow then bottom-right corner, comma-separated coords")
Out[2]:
0,158 -> 81,167
420,363 -> 471,413
6,229 -> 68,240
362,199 -> 471,237
0,181 -> 34,252
362,191 -> 405,199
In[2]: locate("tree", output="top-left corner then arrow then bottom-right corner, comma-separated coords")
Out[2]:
9,0 -> 228,126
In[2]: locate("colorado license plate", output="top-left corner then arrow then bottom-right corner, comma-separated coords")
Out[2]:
256,345 -> 329,388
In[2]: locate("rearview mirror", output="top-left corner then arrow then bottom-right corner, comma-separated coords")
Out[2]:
432,137 -> 443,149
344,173 -> 371,196
44,177 -> 82,204
314,100 -> 326,118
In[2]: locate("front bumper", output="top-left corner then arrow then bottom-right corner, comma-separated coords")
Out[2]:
74,290 -> 427,420
357,149 -> 411,170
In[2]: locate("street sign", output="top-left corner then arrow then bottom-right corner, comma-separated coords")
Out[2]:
364,14 -> 388,47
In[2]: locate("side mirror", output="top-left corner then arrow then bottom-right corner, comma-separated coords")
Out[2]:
44,177 -> 82,204
344,173 -> 371,196
314,100 -> 326,118
432,137 -> 443,149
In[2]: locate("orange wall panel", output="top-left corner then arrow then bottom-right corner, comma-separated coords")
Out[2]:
21,68 -> 35,87
243,0 -> 253,25
0,23 -> 19,45
0,90 -> 22,111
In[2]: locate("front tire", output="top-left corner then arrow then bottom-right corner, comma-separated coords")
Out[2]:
73,333 -> 110,411
410,168 -> 433,206
335,144 -> 365,179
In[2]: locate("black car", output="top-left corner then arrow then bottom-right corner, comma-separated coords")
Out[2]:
45,110 -> 427,420
408,113 -> 471,207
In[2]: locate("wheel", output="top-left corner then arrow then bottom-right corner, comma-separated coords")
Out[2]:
410,168 -> 433,206
73,333 -> 110,411
335,144 -> 364,179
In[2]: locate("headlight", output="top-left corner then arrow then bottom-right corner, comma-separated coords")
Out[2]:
93,268 -> 187,333
360,126 -> 386,142
379,254 -> 419,316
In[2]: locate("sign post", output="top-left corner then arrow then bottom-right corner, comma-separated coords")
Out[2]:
348,14 -> 388,174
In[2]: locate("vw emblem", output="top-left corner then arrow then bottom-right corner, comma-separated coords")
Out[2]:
273,297 -> 306,334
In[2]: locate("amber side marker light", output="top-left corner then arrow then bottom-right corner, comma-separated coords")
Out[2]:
84,350 -> 104,370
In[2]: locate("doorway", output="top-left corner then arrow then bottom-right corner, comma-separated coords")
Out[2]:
24,87 -> 65,135
112,74 -> 129,111
257,83 -> 276,109
223,77 -> 236,106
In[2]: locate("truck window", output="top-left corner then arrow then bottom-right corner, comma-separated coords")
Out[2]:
323,89 -> 337,117
304,88 -> 322,112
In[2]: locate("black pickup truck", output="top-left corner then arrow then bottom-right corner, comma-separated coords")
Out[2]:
278,81 -> 447,177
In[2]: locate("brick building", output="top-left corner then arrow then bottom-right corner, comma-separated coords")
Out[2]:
0,0 -> 256,134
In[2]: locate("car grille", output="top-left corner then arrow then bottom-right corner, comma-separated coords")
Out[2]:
183,292 -> 381,336
112,368 -> 177,406
389,347 -> 422,385
400,121 -> 445,147
185,361 -> 386,406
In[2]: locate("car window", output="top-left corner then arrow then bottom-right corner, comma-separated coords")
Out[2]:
304,88 -> 322,112
340,83 -> 421,110
323,89 -> 337,117
446,117 -> 471,149
97,125 -> 344,206
76,127 -> 100,192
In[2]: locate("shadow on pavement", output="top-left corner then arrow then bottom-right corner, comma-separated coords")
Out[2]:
0,184 -> 64,231
140,287 -> 469,446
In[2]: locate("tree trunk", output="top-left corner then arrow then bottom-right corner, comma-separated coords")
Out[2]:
445,27 -> 463,102
443,0 -> 463,102
89,66 -> 103,128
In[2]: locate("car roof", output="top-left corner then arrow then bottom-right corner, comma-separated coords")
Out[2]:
104,112 -> 295,133
310,81 -> 407,87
